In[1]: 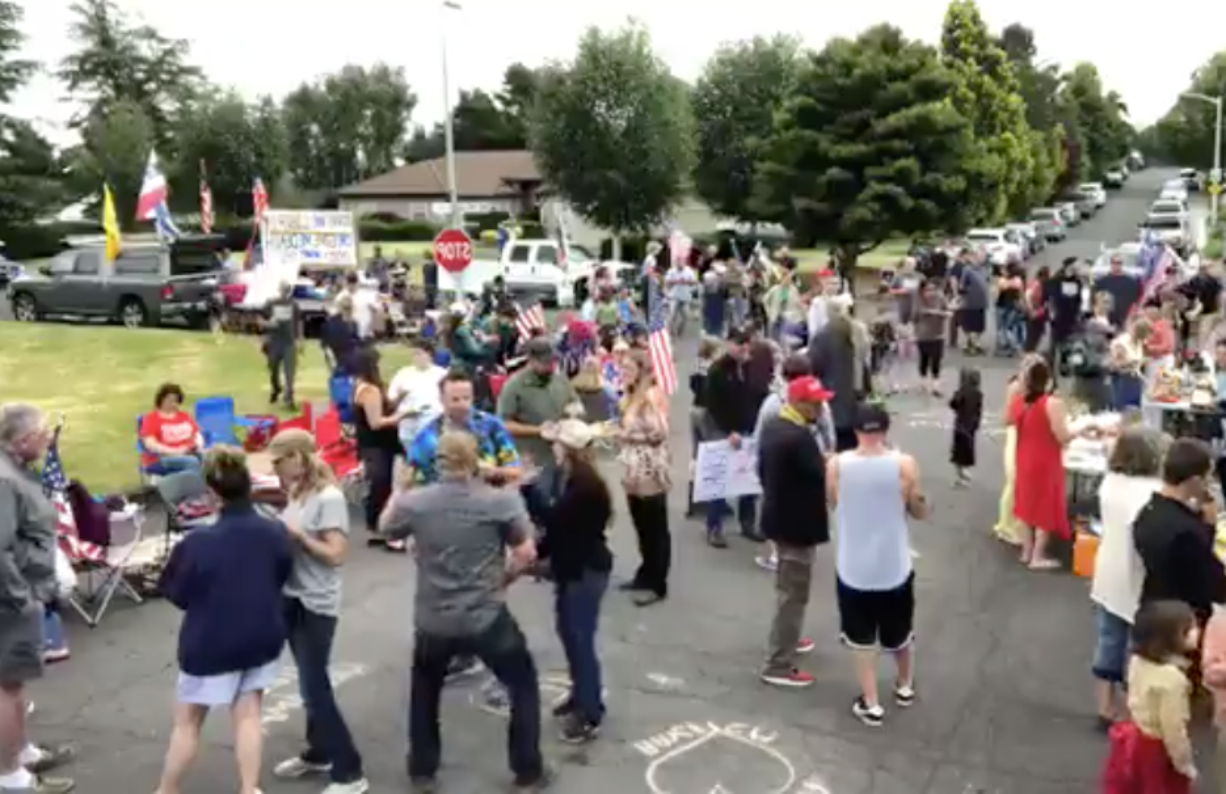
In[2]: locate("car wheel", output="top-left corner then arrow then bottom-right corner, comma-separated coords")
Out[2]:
119,298 -> 148,328
11,293 -> 38,322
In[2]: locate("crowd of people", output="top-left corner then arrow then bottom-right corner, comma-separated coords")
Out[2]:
6,223 -> 1226,792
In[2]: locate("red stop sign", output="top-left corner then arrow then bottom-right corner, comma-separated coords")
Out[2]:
433,228 -> 473,274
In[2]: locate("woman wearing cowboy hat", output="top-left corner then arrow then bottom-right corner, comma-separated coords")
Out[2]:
537,418 -> 613,744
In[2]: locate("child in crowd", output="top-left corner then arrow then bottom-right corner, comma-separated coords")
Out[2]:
949,367 -> 983,486
1102,600 -> 1198,794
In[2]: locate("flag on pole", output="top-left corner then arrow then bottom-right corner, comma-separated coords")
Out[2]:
136,151 -> 180,242
199,160 -> 214,234
102,184 -> 122,263
1135,232 -> 1174,312
515,302 -> 546,340
41,428 -> 105,563
646,278 -> 677,395
553,204 -> 571,268
243,177 -> 269,269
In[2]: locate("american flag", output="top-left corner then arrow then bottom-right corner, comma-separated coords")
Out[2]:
1136,232 -> 1175,309
41,429 -> 104,563
646,277 -> 677,395
199,160 -> 214,234
515,302 -> 546,340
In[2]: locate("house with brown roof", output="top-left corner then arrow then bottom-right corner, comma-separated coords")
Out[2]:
337,150 -> 543,221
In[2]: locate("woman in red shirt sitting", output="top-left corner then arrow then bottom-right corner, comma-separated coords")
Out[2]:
1141,301 -> 1176,366
141,383 -> 204,475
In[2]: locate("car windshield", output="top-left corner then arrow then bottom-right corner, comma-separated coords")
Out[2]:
1145,216 -> 1182,230
1163,182 -> 1186,192
1152,203 -> 1183,214
966,233 -> 999,242
570,244 -> 596,261
1030,211 -> 1055,221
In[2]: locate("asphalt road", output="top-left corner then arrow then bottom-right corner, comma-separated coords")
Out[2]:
22,168 -> 1209,794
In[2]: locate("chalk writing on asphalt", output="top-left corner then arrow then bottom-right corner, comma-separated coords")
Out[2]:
635,721 -> 816,794
261,662 -> 368,733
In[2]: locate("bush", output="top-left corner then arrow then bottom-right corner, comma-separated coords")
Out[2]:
357,219 -> 438,242
1,221 -> 110,261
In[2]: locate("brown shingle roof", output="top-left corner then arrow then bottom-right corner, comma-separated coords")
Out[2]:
338,150 -> 541,197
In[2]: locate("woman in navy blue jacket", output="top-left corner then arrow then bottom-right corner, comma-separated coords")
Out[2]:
154,447 -> 293,794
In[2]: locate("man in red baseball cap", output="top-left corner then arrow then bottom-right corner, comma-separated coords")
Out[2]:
756,375 -> 834,688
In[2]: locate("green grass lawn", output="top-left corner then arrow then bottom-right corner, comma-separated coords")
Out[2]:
0,324 -> 414,494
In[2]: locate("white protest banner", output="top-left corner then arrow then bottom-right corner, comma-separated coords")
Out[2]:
692,439 -> 762,503
248,210 -> 358,304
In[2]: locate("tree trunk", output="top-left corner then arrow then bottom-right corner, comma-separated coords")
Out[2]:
836,245 -> 859,296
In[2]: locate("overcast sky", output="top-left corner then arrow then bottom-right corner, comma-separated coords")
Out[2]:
11,0 -> 1225,148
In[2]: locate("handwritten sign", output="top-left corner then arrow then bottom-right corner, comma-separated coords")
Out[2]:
262,210 -> 358,268
693,440 -> 761,504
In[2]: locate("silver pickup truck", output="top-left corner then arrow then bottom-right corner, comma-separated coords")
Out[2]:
7,242 -> 223,329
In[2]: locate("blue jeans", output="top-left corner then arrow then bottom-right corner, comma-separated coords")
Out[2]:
43,605 -> 67,652
1091,605 -> 1130,683
146,454 -> 202,476
1112,373 -> 1144,410
409,609 -> 542,781
706,495 -> 757,535
994,306 -> 1021,352
284,598 -> 364,782
554,570 -> 608,724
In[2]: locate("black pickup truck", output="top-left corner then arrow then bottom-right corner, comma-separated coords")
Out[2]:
7,236 -> 226,329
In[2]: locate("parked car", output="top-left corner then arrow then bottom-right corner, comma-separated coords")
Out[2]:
1055,202 -> 1082,226
1128,150 -> 1146,170
7,237 -> 225,328
1078,183 -> 1108,208
1029,208 -> 1068,241
1141,213 -> 1190,255
1179,168 -> 1203,192
1005,221 -> 1044,256
964,228 -> 1024,267
1062,192 -> 1096,218
1149,199 -> 1189,219
1103,168 -> 1126,188
0,258 -> 23,287
1159,180 -> 1190,203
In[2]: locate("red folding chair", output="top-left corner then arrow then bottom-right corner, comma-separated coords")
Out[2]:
315,409 -> 364,502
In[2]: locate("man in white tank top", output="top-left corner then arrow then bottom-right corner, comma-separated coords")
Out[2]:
826,404 -> 928,727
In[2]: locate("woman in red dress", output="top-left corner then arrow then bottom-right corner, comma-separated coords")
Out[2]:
1008,357 -> 1079,570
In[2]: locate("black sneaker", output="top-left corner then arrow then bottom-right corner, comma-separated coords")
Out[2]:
852,697 -> 885,727
894,683 -> 916,708
551,698 -> 576,718
559,714 -> 600,744
707,530 -> 728,548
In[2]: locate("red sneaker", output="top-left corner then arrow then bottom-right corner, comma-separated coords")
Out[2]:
795,638 -> 816,655
760,668 -> 815,688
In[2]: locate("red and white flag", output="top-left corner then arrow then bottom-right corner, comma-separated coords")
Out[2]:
515,302 -> 546,340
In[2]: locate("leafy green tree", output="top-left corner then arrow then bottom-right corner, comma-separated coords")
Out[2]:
691,35 -> 800,225
69,99 -> 155,228
170,92 -> 288,217
531,23 -> 694,250
1060,63 -> 1131,180
282,64 -> 416,190
1152,51 -> 1226,169
940,0 -> 1032,225
753,24 -> 974,269
58,0 -> 202,155
404,64 -> 540,161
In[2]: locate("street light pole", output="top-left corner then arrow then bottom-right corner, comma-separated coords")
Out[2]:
441,0 -> 461,231
1183,91 -> 1223,223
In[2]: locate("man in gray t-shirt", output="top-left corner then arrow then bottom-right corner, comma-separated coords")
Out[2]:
380,431 -> 548,787
263,281 -> 301,408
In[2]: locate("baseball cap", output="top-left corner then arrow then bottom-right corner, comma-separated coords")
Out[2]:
787,376 -> 834,404
540,418 -> 596,450
525,337 -> 555,361
854,403 -> 891,434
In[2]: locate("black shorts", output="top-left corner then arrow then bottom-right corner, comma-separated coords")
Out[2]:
960,308 -> 986,335
836,574 -> 915,652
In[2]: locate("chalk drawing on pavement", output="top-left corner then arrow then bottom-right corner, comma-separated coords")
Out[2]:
635,721 -> 803,794
646,672 -> 686,690
261,662 -> 369,734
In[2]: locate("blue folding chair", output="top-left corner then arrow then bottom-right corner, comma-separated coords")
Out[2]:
194,396 -> 270,448
328,374 -> 356,425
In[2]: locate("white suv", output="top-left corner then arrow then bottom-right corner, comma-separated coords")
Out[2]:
965,228 -> 1023,267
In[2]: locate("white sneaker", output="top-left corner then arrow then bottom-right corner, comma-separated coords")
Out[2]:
272,756 -> 332,779
322,780 -> 370,794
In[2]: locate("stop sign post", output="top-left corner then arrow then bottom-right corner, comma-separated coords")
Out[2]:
433,228 -> 473,274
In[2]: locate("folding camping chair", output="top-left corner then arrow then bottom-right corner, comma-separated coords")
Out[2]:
152,470 -> 215,557
315,409 -> 365,504
328,374 -> 356,426
60,505 -> 147,627
195,396 -> 276,448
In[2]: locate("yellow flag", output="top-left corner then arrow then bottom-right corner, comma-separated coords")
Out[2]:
102,183 -> 122,262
